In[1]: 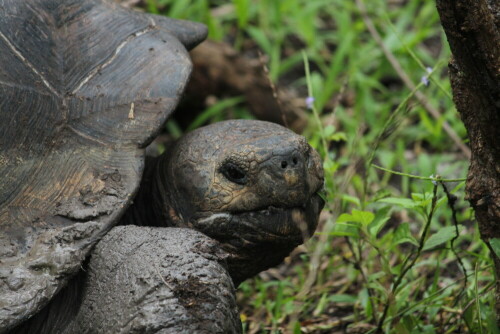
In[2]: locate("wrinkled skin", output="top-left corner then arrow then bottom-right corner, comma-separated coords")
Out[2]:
12,120 -> 324,333
127,119 -> 325,284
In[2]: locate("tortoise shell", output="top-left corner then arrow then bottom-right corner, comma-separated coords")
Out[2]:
0,0 -> 206,330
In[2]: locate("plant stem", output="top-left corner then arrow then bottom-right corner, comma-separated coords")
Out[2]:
375,182 -> 439,332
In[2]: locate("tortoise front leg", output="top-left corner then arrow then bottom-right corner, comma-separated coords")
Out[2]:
65,226 -> 241,334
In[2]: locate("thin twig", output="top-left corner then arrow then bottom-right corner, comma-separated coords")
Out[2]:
440,182 -> 468,292
257,51 -> 289,128
442,281 -> 495,332
303,51 -> 328,154
355,0 -> 471,158
297,130 -> 364,298
475,262 -> 484,334
346,237 -> 380,324
363,64 -> 449,202
439,181 -> 468,331
380,264 -> 493,328
296,52 -> 339,299
372,164 -> 466,182
376,182 -> 439,332
461,281 -> 495,316
383,17 -> 453,101
154,263 -> 174,290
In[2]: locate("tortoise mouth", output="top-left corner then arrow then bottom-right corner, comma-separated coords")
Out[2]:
192,192 -> 324,247
236,193 -> 324,240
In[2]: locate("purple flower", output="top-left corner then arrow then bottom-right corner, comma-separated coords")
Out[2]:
421,67 -> 433,86
305,96 -> 315,109
421,76 -> 430,86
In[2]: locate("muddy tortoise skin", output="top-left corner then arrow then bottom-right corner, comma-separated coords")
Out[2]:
0,1 -> 324,333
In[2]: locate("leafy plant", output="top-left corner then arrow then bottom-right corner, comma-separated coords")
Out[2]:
143,0 -> 496,332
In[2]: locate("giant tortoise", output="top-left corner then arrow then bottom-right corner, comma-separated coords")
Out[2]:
0,0 -> 325,333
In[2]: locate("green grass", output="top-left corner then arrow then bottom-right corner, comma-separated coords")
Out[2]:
143,0 -> 497,332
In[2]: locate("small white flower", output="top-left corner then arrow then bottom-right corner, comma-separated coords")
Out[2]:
305,96 -> 315,109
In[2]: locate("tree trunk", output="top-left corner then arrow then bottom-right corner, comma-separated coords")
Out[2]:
436,0 -> 500,321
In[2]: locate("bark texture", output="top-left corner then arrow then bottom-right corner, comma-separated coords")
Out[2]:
436,0 -> 500,319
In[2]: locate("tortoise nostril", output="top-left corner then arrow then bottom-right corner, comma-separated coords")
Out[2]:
281,161 -> 288,169
292,157 -> 298,165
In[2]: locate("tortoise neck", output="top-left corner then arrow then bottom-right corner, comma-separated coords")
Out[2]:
120,155 -> 174,227
152,152 -> 186,227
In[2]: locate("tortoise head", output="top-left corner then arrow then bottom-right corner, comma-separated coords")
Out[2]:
155,120 -> 324,284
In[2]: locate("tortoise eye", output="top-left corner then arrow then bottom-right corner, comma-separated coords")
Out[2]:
221,163 -> 247,185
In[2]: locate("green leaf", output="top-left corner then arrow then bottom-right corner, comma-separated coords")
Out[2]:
330,132 -> 347,142
312,293 -> 328,316
352,210 -> 375,225
330,222 -> 360,238
293,322 -> 301,334
485,312 -> 500,334
372,189 -> 392,202
394,323 -> 410,334
368,206 -> 391,237
323,125 -> 336,137
337,210 -> 374,226
411,192 -> 432,208
379,197 -> 418,209
336,213 -> 355,223
324,159 -> 340,175
247,27 -> 272,54
489,238 -> 500,259
423,226 -> 463,251
393,223 -> 418,246
234,0 -> 250,28
329,294 -> 357,303
341,194 -> 361,207
359,288 -> 373,318
402,315 -> 416,333
187,97 -> 244,131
